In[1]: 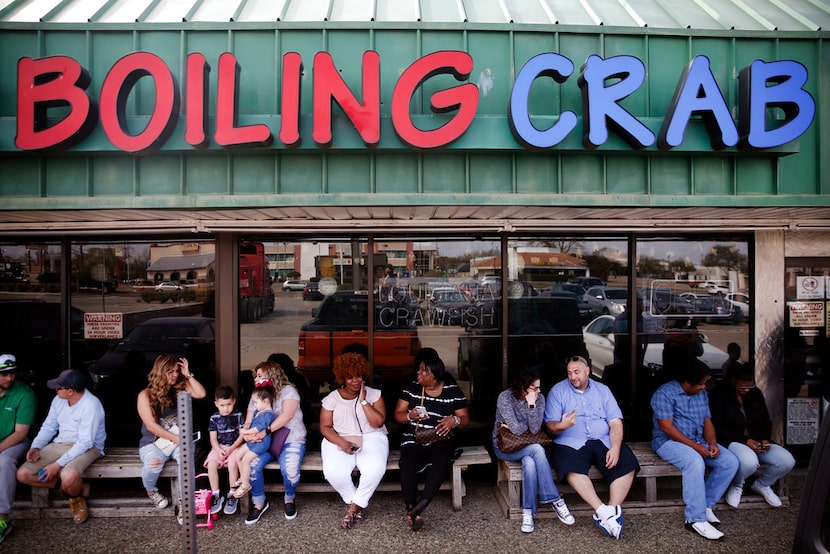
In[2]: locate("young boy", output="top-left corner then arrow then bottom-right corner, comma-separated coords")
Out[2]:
205,386 -> 244,515
229,386 -> 276,499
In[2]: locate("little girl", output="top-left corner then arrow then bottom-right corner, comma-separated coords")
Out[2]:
228,386 -> 276,498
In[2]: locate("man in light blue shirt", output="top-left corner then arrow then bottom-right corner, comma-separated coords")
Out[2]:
544,355 -> 639,540
17,369 -> 106,525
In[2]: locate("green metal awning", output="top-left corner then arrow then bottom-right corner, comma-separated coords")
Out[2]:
1,0 -> 828,31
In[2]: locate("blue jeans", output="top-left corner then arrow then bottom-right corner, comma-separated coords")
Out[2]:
249,441 -> 306,507
656,440 -> 739,522
727,442 -> 795,489
139,442 -> 180,493
494,441 -> 561,514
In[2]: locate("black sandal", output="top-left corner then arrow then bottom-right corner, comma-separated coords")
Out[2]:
406,498 -> 429,531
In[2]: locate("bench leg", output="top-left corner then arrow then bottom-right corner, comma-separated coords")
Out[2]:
645,476 -> 657,504
31,486 -> 49,508
452,464 -> 466,511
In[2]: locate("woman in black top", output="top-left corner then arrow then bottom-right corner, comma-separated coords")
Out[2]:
709,364 -> 795,508
393,348 -> 469,531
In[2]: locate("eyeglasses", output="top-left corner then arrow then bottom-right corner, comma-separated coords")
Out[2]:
736,383 -> 756,390
528,386 -> 541,392
567,355 -> 588,366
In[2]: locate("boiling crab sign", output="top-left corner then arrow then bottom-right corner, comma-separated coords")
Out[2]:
13,50 -> 815,154
84,312 -> 123,339
787,301 -> 825,328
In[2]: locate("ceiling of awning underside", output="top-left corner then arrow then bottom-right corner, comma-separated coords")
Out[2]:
2,205 -> 829,237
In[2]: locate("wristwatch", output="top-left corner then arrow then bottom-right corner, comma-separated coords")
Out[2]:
265,427 -> 272,435
361,399 -> 369,406
453,415 -> 461,427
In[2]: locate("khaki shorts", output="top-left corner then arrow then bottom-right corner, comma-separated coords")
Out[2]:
21,442 -> 101,474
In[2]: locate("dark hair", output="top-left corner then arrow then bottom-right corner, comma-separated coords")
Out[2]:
339,343 -> 369,359
511,368 -> 540,401
675,358 -> 709,385
214,385 -> 235,401
415,347 -> 448,382
267,352 -> 296,373
251,384 -> 275,405
727,342 -> 741,357
733,364 -> 755,383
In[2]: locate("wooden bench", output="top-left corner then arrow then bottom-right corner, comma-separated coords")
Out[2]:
495,441 -> 789,519
13,447 -> 181,520
241,445 -> 491,513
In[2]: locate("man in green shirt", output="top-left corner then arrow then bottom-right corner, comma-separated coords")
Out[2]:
0,354 -> 36,544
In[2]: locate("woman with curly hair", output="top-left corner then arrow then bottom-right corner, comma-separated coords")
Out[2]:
137,354 -> 206,522
320,352 -> 388,529
240,360 -> 307,524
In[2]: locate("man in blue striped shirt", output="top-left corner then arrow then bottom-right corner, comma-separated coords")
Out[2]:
651,359 -> 738,541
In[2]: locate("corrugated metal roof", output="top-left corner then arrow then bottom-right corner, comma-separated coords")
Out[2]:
0,0 -> 828,31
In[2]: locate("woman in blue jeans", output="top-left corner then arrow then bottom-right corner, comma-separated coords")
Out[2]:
241,360 -> 306,524
493,368 -> 574,533
709,363 -> 795,508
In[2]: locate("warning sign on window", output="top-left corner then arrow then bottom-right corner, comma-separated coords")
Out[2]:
786,397 -> 820,445
787,301 -> 825,328
84,313 -> 123,339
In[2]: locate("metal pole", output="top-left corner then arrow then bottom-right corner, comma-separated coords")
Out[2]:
177,391 -> 198,553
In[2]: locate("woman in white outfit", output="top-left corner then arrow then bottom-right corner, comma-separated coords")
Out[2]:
320,353 -> 389,528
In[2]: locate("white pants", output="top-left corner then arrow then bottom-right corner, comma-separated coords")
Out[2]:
321,432 -> 389,508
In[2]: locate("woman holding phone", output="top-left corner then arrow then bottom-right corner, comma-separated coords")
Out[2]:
320,353 -> 388,529
394,348 -> 469,531
708,364 -> 795,508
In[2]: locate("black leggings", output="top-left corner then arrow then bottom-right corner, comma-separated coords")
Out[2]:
399,441 -> 455,508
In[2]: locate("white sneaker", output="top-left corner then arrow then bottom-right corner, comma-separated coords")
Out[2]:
521,510 -> 534,533
751,481 -> 782,507
551,498 -> 575,526
592,506 -> 623,540
725,485 -> 743,508
147,490 -> 168,509
687,521 -> 724,540
705,507 -> 721,524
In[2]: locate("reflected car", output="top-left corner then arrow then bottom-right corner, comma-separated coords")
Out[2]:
543,284 -> 591,324
680,293 -> 744,324
87,317 -> 216,443
725,292 -> 750,316
427,287 -> 473,325
697,280 -> 730,295
583,315 -> 729,379
570,276 -> 605,288
154,281 -> 183,291
584,286 -> 628,316
303,280 -> 323,301
282,279 -> 308,291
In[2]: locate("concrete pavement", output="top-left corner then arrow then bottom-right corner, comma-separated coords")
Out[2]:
4,470 -> 804,553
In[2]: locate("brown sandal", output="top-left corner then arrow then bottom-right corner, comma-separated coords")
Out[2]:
341,504 -> 359,529
353,507 -> 364,524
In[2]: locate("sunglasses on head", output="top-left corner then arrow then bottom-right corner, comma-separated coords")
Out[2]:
567,355 -> 588,366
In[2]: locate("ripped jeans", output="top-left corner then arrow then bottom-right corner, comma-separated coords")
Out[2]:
139,442 -> 180,493
249,441 -> 306,508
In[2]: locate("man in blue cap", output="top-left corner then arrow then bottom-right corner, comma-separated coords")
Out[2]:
0,354 -> 36,544
16,369 -> 105,524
